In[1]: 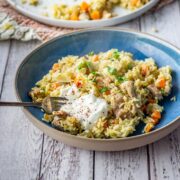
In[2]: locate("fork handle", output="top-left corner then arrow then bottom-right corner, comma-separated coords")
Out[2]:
0,101 -> 41,107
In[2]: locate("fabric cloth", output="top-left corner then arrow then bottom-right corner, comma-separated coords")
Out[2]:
0,0 -> 174,41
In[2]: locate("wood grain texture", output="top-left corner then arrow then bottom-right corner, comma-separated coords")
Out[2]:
95,148 -> 148,180
0,41 -> 43,180
40,136 -> 93,180
0,41 -> 10,94
94,20 -> 149,180
140,0 -> 180,46
140,1 -> 180,179
119,18 -> 140,30
0,2 -> 180,179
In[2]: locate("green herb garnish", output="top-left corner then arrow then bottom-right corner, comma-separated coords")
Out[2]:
86,62 -> 93,71
100,87 -> 109,93
78,62 -> 85,70
91,71 -> 99,76
113,50 -> 120,60
161,89 -> 165,94
107,66 -> 117,75
90,77 -> 97,83
78,61 -> 93,72
88,51 -> 94,56
127,63 -> 133,69
116,76 -> 127,83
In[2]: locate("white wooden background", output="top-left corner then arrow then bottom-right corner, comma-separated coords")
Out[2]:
0,1 -> 180,180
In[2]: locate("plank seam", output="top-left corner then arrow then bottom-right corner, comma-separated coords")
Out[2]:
38,133 -> 45,180
178,0 -> 180,13
139,16 -> 151,180
147,145 -> 151,180
93,151 -> 95,180
0,41 -> 12,98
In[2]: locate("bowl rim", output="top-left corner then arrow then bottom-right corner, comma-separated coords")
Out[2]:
15,27 -> 180,143
7,0 -> 159,26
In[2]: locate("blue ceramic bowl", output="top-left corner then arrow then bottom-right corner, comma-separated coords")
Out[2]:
15,28 -> 180,151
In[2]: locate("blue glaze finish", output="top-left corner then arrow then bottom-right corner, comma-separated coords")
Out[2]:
15,29 -> 180,136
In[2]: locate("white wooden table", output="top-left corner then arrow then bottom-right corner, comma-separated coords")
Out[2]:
0,1 -> 180,180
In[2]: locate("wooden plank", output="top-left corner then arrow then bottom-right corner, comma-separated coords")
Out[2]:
0,41 -> 10,93
95,148 -> 148,180
148,133 -> 180,180
140,1 -> 180,180
94,20 -> 149,180
0,41 -> 43,180
120,18 -> 140,30
40,136 -> 94,180
140,1 -> 180,46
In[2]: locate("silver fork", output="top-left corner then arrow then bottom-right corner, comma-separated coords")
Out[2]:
0,97 -> 68,114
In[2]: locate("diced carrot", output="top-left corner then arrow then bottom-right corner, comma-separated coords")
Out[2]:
144,123 -> 154,133
74,76 -> 83,88
141,64 -> 148,76
156,78 -> 166,89
105,90 -> 111,95
92,55 -> 99,62
70,13 -> 79,21
151,111 -> 161,120
131,0 -> 139,6
76,81 -> 83,88
90,10 -> 101,20
51,82 -> 60,89
80,2 -> 89,12
52,63 -> 59,72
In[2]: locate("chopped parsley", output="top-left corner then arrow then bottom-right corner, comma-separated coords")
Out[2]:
160,89 -> 165,94
88,51 -> 94,56
116,76 -> 127,83
100,87 -> 109,93
86,62 -> 93,71
113,50 -> 120,60
127,63 -> 133,69
107,66 -> 117,75
88,75 -> 97,83
106,66 -> 127,83
91,71 -> 99,76
78,62 -> 85,70
78,61 -> 93,72
90,77 -> 97,83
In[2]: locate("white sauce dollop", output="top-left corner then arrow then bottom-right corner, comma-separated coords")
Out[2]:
60,84 -> 81,100
60,87 -> 108,130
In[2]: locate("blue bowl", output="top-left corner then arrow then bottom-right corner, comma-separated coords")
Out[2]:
15,28 -> 180,151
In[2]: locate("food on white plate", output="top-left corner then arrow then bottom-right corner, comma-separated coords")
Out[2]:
21,0 -> 150,21
30,49 -> 172,138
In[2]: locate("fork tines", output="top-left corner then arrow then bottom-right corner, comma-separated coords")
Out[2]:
50,97 -> 68,101
50,97 -> 68,111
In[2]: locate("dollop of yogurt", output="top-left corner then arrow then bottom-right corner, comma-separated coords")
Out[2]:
60,90 -> 108,130
60,84 -> 81,100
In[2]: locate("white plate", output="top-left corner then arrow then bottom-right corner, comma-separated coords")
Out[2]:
7,0 -> 159,28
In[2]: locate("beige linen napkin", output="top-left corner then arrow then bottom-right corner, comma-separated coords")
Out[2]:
0,0 -> 174,41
